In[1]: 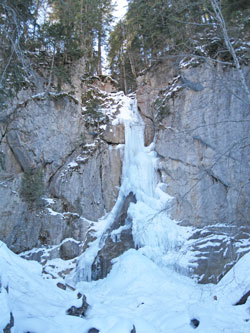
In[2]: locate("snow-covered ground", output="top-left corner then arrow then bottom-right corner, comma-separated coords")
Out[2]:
1,241 -> 250,332
1,94 -> 250,332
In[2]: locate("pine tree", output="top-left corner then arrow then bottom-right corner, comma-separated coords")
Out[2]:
108,0 -> 249,95
45,0 -> 114,76
0,0 -> 35,109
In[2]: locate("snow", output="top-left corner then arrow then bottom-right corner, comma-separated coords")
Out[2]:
2,240 -> 249,332
0,241 -> 85,332
67,161 -> 78,168
0,288 -> 10,330
47,207 -> 63,216
43,197 -> 55,205
1,94 -> 250,332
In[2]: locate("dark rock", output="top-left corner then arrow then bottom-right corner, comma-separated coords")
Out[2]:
66,294 -> 88,317
77,292 -> 82,299
234,290 -> 250,305
91,192 -> 136,280
3,312 -> 14,333
180,74 -> 204,92
131,325 -> 136,333
57,282 -> 66,290
88,328 -> 100,333
60,240 -> 80,260
190,318 -> 200,328
88,131 -> 98,138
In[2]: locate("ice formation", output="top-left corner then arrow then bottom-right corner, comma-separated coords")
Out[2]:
72,95 -> 192,283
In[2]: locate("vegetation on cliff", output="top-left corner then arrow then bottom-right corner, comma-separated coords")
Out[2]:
0,0 -> 113,109
108,0 -> 250,95
1,0 -> 249,103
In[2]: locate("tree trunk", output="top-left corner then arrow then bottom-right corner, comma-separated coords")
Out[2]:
128,51 -> 137,78
97,26 -> 102,75
121,51 -> 127,94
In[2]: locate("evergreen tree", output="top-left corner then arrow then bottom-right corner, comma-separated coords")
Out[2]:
108,0 -> 250,94
93,0 -> 114,75
0,0 -> 35,109
44,0 -> 114,77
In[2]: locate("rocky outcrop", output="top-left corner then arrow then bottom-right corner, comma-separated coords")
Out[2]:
137,60 -> 250,283
3,312 -> 14,333
91,192 -> 136,280
66,294 -> 88,317
88,328 -> 100,333
0,81 -> 125,254
86,75 -> 118,93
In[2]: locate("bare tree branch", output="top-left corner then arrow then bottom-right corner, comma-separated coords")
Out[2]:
210,0 -> 250,110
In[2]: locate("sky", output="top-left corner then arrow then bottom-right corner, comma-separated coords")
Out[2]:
113,0 -> 128,23
102,0 -> 128,73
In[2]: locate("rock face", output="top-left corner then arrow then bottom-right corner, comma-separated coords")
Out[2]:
0,79 -> 124,254
1,58 -> 249,285
136,59 -> 177,146
137,60 -> 250,283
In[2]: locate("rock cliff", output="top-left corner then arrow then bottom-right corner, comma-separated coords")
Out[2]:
0,58 -> 249,284
0,72 -> 125,256
137,59 -> 250,282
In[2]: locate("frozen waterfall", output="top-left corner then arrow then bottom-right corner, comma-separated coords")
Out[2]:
71,95 -> 191,283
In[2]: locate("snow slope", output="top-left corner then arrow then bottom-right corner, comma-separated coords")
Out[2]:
1,242 -> 250,332
0,241 -> 85,333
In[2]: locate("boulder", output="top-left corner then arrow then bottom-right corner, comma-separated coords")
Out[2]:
60,240 -> 80,260
88,329 -> 100,333
190,318 -> 200,329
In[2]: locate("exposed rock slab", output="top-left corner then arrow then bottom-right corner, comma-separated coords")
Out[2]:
91,192 -> 136,280
102,123 -> 125,144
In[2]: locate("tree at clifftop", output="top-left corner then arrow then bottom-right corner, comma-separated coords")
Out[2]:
108,0 -> 250,97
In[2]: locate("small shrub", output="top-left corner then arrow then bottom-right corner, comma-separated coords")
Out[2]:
153,97 -> 171,123
85,99 -> 102,118
20,167 -> 44,205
